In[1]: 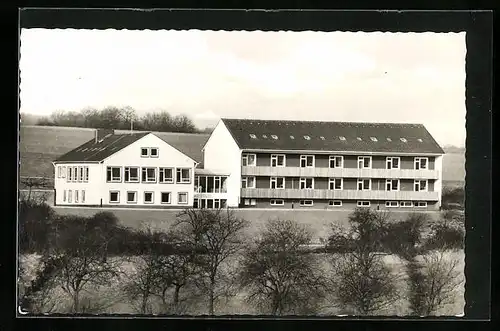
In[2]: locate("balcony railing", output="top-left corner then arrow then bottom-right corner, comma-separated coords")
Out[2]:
241,166 -> 439,179
240,188 -> 439,201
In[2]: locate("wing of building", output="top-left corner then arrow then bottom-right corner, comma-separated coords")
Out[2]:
53,118 -> 445,211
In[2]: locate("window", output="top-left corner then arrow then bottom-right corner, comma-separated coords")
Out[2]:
244,199 -> 256,206
271,135 -> 278,140
270,199 -> 284,206
79,167 -> 84,182
178,192 -> 188,204
127,191 -> 137,203
124,167 -> 140,183
271,154 -> 286,167
357,179 -> 371,191
386,179 -> 400,191
242,153 -> 256,166
387,137 -> 392,142
141,167 -> 157,183
270,177 -> 285,189
61,166 -> 66,178
300,155 -> 315,168
214,199 -> 221,209
262,134 -> 268,139
357,156 -> 372,169
193,199 -> 199,208
68,190 -> 72,203
144,191 -> 154,204
300,177 -> 314,189
320,136 -> 325,140
249,134 -> 257,139
415,157 -> 428,170
81,190 -> 85,203
386,157 -> 400,169
73,167 -> 78,181
339,136 -> 346,141
161,192 -> 171,204
329,156 -> 343,168
150,148 -> 159,158
357,201 -> 370,207
304,135 -> 311,140
57,166 -> 61,178
141,148 -> 149,157
75,190 -> 79,203
329,200 -> 342,207
159,168 -> 174,183
241,176 -> 256,189
63,190 -> 67,202
299,200 -> 314,206
370,137 -> 378,142
414,180 -> 428,192
84,167 -> 89,182
109,191 -> 119,203
386,201 -> 399,208
329,178 -> 343,190
357,137 -> 362,141
67,167 -> 72,182
417,138 -> 423,142
400,138 -> 407,142
401,201 -> 413,208
290,135 -> 295,139
107,167 -> 121,182
416,201 -> 428,207
176,168 -> 191,183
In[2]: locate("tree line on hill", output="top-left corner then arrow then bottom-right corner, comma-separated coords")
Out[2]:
24,107 -> 214,134
19,193 -> 465,316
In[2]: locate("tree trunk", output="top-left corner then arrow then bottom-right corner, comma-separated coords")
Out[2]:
27,187 -> 32,202
141,294 -> 148,314
208,278 -> 215,315
73,291 -> 80,313
173,285 -> 181,313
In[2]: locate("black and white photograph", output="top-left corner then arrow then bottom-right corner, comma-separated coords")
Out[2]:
17,12 -> 476,318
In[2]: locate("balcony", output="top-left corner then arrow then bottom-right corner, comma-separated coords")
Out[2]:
241,166 -> 439,180
240,188 -> 440,201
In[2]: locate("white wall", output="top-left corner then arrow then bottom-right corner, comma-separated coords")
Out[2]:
203,121 -> 242,207
435,154 -> 443,208
101,133 -> 196,206
54,163 -> 101,205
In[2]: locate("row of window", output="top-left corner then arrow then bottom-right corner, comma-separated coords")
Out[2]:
242,153 -> 430,170
108,191 -> 189,204
248,133 -> 422,144
243,198 -> 428,208
62,189 -> 86,203
241,176 -> 429,192
106,166 -> 191,184
57,166 -> 90,182
193,198 -> 227,209
141,147 -> 159,158
194,175 -> 229,193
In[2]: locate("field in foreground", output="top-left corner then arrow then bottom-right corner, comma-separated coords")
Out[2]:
19,249 -> 464,316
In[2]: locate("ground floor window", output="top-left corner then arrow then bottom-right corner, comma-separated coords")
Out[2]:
144,191 -> 154,204
109,191 -> 119,203
161,192 -> 171,204
63,190 -> 67,202
386,201 -> 399,208
194,198 -> 227,209
400,201 -> 413,207
127,191 -> 137,203
270,199 -> 284,206
81,190 -> 85,203
357,200 -> 370,207
416,201 -> 428,207
299,200 -> 314,206
75,190 -> 79,203
243,198 -> 256,206
68,190 -> 73,203
329,200 -> 342,207
178,192 -> 188,204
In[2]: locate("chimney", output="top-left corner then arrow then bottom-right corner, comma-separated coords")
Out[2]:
95,129 -> 114,143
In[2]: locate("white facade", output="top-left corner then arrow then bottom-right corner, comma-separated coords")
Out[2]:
54,133 -> 197,207
201,120 -> 242,207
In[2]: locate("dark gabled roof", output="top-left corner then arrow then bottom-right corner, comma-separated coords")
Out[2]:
55,132 -> 150,162
221,118 -> 445,154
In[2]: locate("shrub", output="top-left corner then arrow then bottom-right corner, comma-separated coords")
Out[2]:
18,199 -> 56,253
381,213 -> 428,259
424,221 -> 464,251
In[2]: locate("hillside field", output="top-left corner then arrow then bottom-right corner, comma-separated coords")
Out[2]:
19,125 -> 465,185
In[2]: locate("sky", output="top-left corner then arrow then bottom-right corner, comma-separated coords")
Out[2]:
19,29 -> 466,147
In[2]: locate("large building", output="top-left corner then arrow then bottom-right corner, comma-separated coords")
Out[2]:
53,118 -> 445,210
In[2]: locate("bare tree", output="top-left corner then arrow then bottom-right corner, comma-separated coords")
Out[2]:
20,177 -> 49,202
48,215 -> 120,313
174,208 -> 248,315
408,250 -> 463,316
326,208 -> 399,315
123,254 -> 159,314
239,219 -> 326,315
